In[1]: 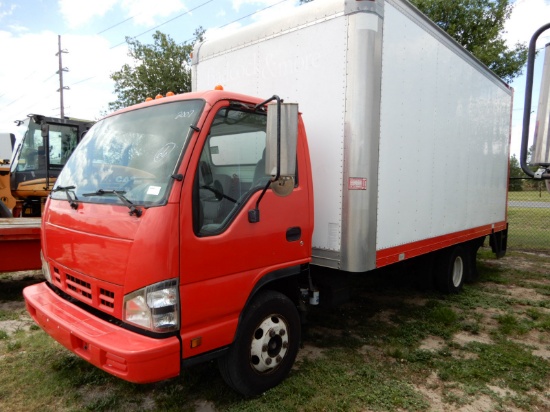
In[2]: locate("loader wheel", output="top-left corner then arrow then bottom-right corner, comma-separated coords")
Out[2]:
435,245 -> 467,294
218,290 -> 300,396
0,199 -> 12,218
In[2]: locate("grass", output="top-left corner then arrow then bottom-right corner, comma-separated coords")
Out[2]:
506,189 -> 550,251
508,190 -> 550,202
434,339 -> 550,392
507,207 -> 550,250
1,250 -> 550,411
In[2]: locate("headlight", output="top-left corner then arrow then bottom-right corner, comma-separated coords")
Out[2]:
41,250 -> 52,283
123,279 -> 179,333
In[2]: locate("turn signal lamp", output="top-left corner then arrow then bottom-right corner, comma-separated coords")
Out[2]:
214,85 -> 224,90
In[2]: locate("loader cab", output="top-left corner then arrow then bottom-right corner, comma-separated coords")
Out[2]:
10,114 -> 93,216
0,133 -> 16,216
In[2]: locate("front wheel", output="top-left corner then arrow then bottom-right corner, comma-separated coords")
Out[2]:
218,290 -> 301,396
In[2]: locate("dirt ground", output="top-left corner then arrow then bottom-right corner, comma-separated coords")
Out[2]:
0,270 -> 41,333
1,252 -> 550,411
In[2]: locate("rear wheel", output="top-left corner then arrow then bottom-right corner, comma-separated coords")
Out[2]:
435,245 -> 467,294
218,290 -> 301,396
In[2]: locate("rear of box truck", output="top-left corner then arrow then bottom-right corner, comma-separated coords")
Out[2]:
375,1 -> 510,267
192,0 -> 511,274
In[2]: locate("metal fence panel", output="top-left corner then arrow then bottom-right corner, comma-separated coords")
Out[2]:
508,181 -> 550,251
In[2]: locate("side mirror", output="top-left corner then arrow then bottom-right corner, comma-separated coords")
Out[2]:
521,23 -> 550,181
265,102 -> 298,196
249,97 -> 299,223
533,43 -> 550,168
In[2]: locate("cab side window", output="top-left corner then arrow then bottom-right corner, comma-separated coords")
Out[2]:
193,107 -> 268,236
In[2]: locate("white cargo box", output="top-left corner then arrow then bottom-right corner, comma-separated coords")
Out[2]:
192,0 -> 512,272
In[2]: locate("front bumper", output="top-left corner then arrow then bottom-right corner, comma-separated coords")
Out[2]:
24,282 -> 181,383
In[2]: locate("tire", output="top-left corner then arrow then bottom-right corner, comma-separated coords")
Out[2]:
0,199 -> 12,218
218,290 -> 301,396
435,245 -> 467,294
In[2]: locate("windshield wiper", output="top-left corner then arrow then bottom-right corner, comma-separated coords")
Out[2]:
83,189 -> 143,217
52,185 -> 78,210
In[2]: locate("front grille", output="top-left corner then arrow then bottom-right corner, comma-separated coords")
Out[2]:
66,274 -> 92,300
54,267 -> 61,283
100,288 -> 115,309
51,265 -> 118,314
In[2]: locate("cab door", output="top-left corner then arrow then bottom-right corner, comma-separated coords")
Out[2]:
178,101 -> 311,355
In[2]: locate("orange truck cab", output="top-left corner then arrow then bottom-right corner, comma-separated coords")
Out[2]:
24,90 -> 314,396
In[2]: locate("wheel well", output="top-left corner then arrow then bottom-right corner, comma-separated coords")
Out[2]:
233,266 -> 306,346
250,273 -> 302,307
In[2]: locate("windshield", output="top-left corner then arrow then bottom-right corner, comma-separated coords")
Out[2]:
52,100 -> 204,207
12,118 -> 79,172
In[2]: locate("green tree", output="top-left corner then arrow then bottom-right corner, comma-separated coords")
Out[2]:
109,28 -> 204,111
509,154 -> 524,191
410,0 -> 527,82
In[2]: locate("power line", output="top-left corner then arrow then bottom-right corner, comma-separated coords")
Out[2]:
110,0 -> 215,49
219,0 -> 289,30
68,0 -> 291,89
97,15 -> 135,35
184,0 -> 290,43
70,76 -> 97,86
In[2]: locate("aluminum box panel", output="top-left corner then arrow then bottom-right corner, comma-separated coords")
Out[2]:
194,5 -> 349,254
376,2 -> 511,250
193,0 -> 512,271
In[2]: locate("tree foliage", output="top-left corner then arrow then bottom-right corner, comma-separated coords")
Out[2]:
410,0 -> 527,83
109,29 -> 204,111
509,154 -> 524,191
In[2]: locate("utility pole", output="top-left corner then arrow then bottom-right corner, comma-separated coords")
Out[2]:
56,35 -> 69,118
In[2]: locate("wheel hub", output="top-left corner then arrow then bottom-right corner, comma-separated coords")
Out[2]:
452,256 -> 464,287
249,315 -> 289,373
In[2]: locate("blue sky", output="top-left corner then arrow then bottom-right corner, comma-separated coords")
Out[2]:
0,0 -> 300,137
0,0 -> 549,158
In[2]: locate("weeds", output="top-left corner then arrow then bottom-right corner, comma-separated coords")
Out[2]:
1,250 -> 550,411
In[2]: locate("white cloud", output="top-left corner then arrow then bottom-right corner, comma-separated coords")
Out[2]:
505,0 -> 550,48
205,1 -> 298,42
60,34 -> 131,116
0,2 -> 16,20
58,0 -> 118,29
7,24 -> 28,33
231,0 -> 278,12
237,0 -> 299,24
58,0 -> 188,30
0,29 -> 130,134
205,22 -> 243,41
